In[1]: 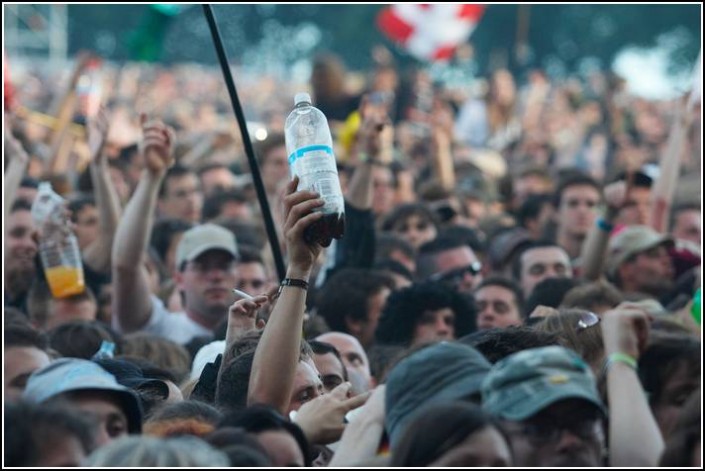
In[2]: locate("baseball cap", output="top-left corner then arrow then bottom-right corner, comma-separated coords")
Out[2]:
93,358 -> 170,401
22,358 -> 142,433
482,346 -> 605,421
385,342 -> 491,447
605,225 -> 674,277
175,223 -> 239,268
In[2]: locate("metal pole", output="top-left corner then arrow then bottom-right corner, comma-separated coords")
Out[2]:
202,4 -> 286,281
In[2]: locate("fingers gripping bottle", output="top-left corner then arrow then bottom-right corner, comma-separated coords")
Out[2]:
31,182 -> 86,298
284,92 -> 345,247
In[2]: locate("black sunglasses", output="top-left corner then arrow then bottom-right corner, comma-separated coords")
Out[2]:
429,262 -> 482,284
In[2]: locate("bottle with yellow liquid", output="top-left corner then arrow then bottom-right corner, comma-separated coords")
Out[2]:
32,182 -> 85,298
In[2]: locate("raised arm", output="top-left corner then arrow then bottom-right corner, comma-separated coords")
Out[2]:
602,304 -> 664,467
248,177 -> 324,413
111,116 -> 174,333
4,123 -> 29,217
579,180 -> 625,281
82,107 -> 122,274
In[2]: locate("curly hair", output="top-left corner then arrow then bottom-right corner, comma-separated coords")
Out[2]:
375,282 -> 476,346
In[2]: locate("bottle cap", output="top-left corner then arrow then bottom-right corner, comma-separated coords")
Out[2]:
294,92 -> 312,106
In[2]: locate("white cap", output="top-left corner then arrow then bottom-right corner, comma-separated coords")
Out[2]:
190,340 -> 226,380
294,92 -> 312,106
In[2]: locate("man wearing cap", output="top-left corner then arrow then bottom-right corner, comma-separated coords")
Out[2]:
385,342 -> 491,448
23,358 -> 143,447
482,346 -> 606,467
112,118 -> 239,344
606,225 -> 675,299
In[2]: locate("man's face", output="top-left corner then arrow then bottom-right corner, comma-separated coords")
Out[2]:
235,262 -> 272,295
372,166 -> 395,216
413,307 -> 456,345
618,186 -> 651,226
475,284 -> 522,330
261,146 -> 289,193
159,174 -> 203,223
620,245 -> 674,297
312,352 -> 346,393
74,204 -> 99,250
316,332 -> 371,395
519,247 -> 572,297
66,391 -> 131,447
289,359 -> 324,413
4,346 -> 51,402
503,399 -> 604,467
5,209 -> 38,282
558,185 -> 600,237
393,215 -> 437,250
672,209 -> 701,247
432,247 -> 483,294
176,250 -> 238,328
356,288 -> 391,349
200,167 -> 235,197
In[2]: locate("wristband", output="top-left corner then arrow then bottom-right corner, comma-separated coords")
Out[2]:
277,278 -> 309,297
603,352 -> 638,375
596,218 -> 614,233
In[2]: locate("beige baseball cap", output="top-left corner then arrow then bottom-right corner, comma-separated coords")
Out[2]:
606,225 -> 673,277
175,223 -> 239,268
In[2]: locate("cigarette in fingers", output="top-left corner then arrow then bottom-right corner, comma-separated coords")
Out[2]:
232,289 -> 255,300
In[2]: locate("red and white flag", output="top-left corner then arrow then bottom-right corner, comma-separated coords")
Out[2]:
377,4 -> 485,62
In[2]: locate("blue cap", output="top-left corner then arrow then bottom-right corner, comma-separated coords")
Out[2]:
22,358 -> 142,433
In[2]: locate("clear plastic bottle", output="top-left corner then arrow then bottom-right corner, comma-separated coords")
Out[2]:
284,92 -> 345,247
31,182 -> 86,298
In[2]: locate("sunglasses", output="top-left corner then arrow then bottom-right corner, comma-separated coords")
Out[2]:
429,262 -> 483,285
576,311 -> 601,332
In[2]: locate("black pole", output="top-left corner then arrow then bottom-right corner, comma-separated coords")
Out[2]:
202,4 -> 286,281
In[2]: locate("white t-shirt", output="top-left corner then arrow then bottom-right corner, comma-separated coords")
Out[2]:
140,295 -> 213,345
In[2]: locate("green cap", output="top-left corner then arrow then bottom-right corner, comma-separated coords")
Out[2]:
482,346 -> 606,421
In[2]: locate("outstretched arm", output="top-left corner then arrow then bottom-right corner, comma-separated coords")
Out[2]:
112,116 -> 175,333
82,107 -> 122,274
248,177 -> 324,413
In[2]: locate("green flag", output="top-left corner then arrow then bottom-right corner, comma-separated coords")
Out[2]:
127,4 -> 182,62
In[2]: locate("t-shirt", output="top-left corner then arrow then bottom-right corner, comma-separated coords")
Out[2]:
139,295 -> 213,345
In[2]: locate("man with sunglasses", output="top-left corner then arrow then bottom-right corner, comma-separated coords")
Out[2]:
482,346 -> 607,467
417,236 -> 484,294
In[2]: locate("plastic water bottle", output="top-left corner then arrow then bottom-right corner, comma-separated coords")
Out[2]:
284,92 -> 345,247
31,182 -> 86,298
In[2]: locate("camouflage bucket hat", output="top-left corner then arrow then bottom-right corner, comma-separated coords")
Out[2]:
481,346 -> 606,421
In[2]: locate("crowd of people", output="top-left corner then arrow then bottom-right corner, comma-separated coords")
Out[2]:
4,47 -> 702,467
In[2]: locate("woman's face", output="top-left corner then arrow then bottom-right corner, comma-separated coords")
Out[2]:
651,360 -> 700,440
429,426 -> 513,467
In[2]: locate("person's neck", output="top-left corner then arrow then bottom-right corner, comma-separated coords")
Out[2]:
557,230 -> 585,260
186,309 -> 220,331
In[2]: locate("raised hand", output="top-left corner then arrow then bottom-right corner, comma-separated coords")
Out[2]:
601,302 -> 651,359
87,106 -> 111,163
294,382 -> 370,444
282,176 -> 325,275
139,114 -> 175,178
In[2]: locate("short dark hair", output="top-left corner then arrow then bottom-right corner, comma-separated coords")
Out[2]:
48,321 -> 120,359
215,351 -> 255,413
68,195 -> 96,223
159,165 -> 196,199
374,233 -> 415,264
219,404 -> 312,467
255,133 -> 286,165
5,401 -> 96,466
511,241 -> 564,281
639,332 -> 700,407
475,276 -> 524,312
417,236 -> 470,280
237,245 -> 264,265
553,173 -> 601,209
459,326 -> 559,363
316,269 -> 395,334
517,193 -> 552,228
202,189 -> 248,221
523,277 -> 579,317
10,199 -> 32,213
308,340 -> 348,382
150,219 -> 194,266
5,323 -> 49,350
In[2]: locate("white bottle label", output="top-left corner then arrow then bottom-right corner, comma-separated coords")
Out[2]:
289,145 -> 343,213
